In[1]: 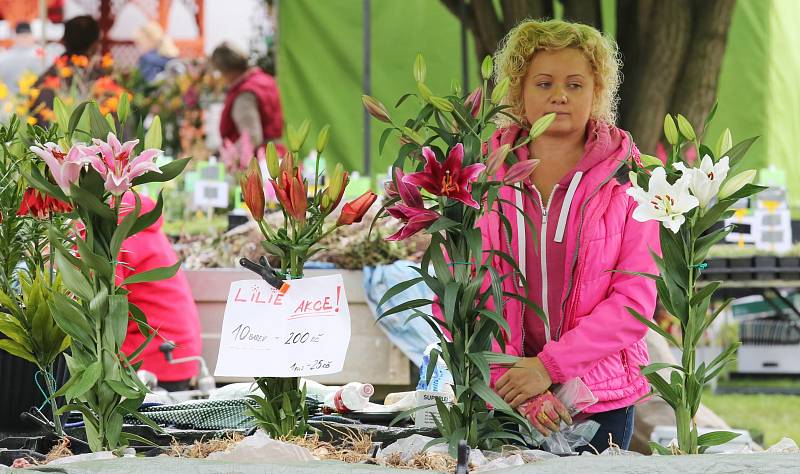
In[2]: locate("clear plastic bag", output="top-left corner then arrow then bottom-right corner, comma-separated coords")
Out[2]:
519,377 -> 600,454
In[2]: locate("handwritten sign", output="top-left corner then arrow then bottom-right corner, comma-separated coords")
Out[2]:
214,274 -> 351,377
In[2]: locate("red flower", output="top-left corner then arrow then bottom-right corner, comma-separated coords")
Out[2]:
271,169 -> 307,222
385,168 -> 439,241
42,75 -> 61,89
403,143 -> 485,208
16,188 -> 72,218
337,191 -> 377,226
240,159 -> 265,221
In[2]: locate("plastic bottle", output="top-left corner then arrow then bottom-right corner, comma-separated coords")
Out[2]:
303,380 -> 375,413
417,343 -> 454,392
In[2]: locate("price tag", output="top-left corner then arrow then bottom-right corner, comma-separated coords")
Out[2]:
214,274 -> 351,377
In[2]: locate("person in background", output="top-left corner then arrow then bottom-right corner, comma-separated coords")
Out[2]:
210,42 -> 284,150
30,15 -> 101,123
0,22 -> 46,93
117,193 -> 202,390
134,21 -> 179,82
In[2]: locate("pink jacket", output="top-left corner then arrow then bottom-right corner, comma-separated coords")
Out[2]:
482,121 -> 659,413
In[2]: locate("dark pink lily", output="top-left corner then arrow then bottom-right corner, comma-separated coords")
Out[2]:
385,168 -> 439,241
403,144 -> 485,208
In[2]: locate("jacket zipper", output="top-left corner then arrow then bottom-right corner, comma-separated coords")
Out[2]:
531,184 -> 558,343
557,137 -> 634,339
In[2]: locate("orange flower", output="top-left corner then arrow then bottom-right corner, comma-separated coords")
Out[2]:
39,108 -> 56,123
59,67 -> 72,78
42,76 -> 60,89
70,55 -> 89,68
337,191 -> 378,226
28,87 -> 40,100
55,56 -> 68,68
101,53 -> 114,69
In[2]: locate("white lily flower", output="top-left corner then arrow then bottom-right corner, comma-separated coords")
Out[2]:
626,167 -> 700,233
673,154 -> 730,208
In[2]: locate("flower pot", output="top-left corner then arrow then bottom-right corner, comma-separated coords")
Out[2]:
778,257 -> 800,280
728,257 -> 754,281
753,256 -> 778,281
227,211 -> 249,231
0,333 -> 69,431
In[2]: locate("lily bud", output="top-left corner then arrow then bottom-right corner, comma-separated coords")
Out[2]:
413,53 -> 426,83
628,171 -> 639,188
486,144 -> 511,176
240,159 -> 265,221
481,55 -> 493,81
322,163 -> 348,214
464,86 -> 482,118
676,114 -> 696,141
417,82 -> 434,102
337,191 -> 378,226
716,128 -> 732,157
316,124 -> 331,154
490,77 -> 510,104
531,113 -> 556,139
430,96 -> 454,112
663,114 -> 679,146
265,142 -> 280,179
362,95 -> 392,123
280,151 -> 295,175
718,169 -> 757,200
640,153 -> 662,167
287,120 -> 310,152
503,159 -> 541,184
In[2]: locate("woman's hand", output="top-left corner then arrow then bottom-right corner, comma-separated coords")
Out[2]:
495,356 -> 552,407
520,390 -> 572,437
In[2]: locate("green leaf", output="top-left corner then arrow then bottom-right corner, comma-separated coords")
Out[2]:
106,295 -> 129,349
67,101 -> 90,135
144,115 -> 162,150
69,183 -> 115,221
122,260 -> 182,286
53,97 -> 70,131
480,351 -> 521,365
725,136 -> 758,169
697,430 -> 740,448
117,92 -> 130,125
442,282 -> 459,327
640,362 -> 683,375
88,101 -> 112,138
377,276 -> 423,309
627,307 -> 680,347
21,166 -> 68,202
426,216 -> 459,234
106,379 -> 140,398
74,236 -> 114,281
50,293 -> 94,346
471,379 -> 512,412
378,298 -> 432,321
111,192 -> 142,256
119,407 -> 165,435
468,352 -> 490,382
609,270 -> 661,281
0,316 -> 30,349
131,157 -> 190,186
645,371 -> 679,407
54,251 -> 94,301
65,361 -> 102,400
0,339 -> 36,363
690,281 -> 720,306
119,432 -> 159,448
105,113 -> 116,133
260,240 -> 286,259
428,235 -> 452,283
649,441 -> 673,455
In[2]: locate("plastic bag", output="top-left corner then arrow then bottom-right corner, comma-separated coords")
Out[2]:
519,377 -> 600,454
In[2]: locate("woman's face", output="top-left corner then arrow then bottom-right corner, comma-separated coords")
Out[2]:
521,48 -> 596,137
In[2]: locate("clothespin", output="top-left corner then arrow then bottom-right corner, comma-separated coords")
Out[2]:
240,256 -> 290,293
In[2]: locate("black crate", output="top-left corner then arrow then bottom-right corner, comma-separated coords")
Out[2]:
778,256 -> 800,280
703,258 -> 729,280
728,257 -> 755,280
753,256 -> 778,280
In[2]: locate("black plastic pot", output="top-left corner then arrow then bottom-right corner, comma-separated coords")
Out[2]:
753,256 -> 778,280
227,212 -> 249,231
0,336 -> 69,431
728,257 -> 754,281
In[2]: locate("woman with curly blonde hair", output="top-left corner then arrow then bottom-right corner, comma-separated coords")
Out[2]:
480,19 -> 658,452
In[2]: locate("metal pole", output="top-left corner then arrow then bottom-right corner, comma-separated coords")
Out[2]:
362,0 -> 372,177
459,0 -> 468,92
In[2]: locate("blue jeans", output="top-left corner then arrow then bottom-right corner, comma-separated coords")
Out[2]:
577,406 -> 636,453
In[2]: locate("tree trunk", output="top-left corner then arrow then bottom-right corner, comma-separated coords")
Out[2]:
669,0 -> 736,141
438,0 -> 736,153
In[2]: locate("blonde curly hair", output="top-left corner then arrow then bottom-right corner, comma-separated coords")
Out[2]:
493,19 -> 621,127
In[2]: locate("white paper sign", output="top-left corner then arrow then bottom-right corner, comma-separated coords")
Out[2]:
214,274 -> 351,377
414,390 -> 453,428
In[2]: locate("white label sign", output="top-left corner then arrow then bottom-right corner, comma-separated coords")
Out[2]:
214,274 -> 351,377
414,390 -> 453,428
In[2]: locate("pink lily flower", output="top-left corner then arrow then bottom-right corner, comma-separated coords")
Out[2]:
30,142 -> 91,196
403,143 -> 485,208
84,132 -> 162,196
385,168 -> 439,241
